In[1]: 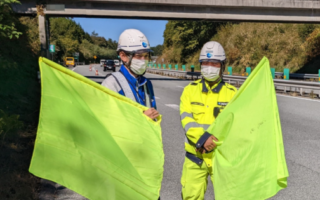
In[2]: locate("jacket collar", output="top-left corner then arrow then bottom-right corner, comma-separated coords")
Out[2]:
201,78 -> 224,93
119,65 -> 147,87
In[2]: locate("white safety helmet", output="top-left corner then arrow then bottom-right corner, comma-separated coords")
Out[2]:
117,29 -> 152,69
199,41 -> 226,70
117,29 -> 152,53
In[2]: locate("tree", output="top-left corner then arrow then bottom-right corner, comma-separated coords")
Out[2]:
0,0 -> 22,39
151,45 -> 163,56
162,21 -> 224,63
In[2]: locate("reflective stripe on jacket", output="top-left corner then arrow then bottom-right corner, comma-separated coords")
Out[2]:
180,78 -> 237,165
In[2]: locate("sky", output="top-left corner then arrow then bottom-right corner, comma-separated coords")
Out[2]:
73,18 -> 168,46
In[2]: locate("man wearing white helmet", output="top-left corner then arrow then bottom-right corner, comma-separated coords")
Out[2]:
179,41 -> 237,199
101,29 -> 159,119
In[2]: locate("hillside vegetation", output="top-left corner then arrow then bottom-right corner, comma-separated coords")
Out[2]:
159,21 -> 320,73
0,1 -> 41,199
49,18 -> 118,63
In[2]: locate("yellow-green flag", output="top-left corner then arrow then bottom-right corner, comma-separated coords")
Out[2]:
208,57 -> 289,200
29,57 -> 164,200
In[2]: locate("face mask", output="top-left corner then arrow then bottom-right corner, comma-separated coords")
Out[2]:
201,65 -> 221,81
130,58 -> 147,75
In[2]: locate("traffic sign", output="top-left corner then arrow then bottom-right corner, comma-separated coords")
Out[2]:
49,44 -> 55,53
74,52 -> 79,60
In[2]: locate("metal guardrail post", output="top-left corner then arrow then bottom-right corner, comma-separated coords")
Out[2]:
284,68 -> 290,80
228,66 -> 232,75
271,68 -> 275,79
246,67 -> 251,76
169,64 -> 172,70
182,65 -> 186,71
191,65 -> 194,72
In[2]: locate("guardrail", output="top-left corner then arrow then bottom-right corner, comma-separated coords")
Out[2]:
146,68 -> 320,97
274,72 -> 318,79
148,64 -> 320,81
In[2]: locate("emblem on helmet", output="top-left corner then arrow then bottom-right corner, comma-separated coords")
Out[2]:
142,42 -> 147,48
207,53 -> 212,58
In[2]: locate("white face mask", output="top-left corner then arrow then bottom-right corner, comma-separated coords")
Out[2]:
201,65 -> 221,81
130,58 -> 147,75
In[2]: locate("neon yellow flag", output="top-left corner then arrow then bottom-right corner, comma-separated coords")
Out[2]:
29,57 -> 164,200
208,57 -> 289,199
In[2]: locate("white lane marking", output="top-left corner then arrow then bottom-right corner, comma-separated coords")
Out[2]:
276,94 -> 320,102
72,66 -> 78,71
165,104 -> 180,111
155,96 -> 160,99
234,87 -> 319,102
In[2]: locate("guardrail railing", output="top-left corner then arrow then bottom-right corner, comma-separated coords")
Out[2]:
147,63 -> 320,81
146,68 -> 320,98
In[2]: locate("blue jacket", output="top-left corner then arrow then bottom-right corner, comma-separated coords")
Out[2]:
101,65 -> 157,109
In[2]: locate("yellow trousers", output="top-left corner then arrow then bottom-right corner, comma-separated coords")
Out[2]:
181,157 -> 214,200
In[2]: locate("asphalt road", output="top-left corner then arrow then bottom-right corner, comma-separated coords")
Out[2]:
41,65 -> 320,200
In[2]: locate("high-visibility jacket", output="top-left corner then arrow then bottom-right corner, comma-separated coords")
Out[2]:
180,78 -> 237,167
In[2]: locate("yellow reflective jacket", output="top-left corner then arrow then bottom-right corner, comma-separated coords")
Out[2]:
180,79 -> 237,167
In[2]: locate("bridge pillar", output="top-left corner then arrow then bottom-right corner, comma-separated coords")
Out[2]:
38,15 -> 49,58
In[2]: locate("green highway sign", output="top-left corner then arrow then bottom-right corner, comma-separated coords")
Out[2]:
74,52 -> 79,60
49,44 -> 55,53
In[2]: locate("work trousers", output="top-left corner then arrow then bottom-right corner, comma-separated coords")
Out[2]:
181,157 -> 214,200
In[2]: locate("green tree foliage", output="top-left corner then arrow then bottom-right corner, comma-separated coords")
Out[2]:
150,45 -> 163,56
49,18 -> 117,62
0,0 -> 22,39
90,31 -> 118,49
0,110 -> 23,140
160,21 -> 320,73
161,21 -> 224,64
298,24 -> 318,40
0,16 -> 40,125
79,39 -> 117,60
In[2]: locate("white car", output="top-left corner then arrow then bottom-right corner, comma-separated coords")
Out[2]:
100,59 -> 106,67
114,60 -> 120,67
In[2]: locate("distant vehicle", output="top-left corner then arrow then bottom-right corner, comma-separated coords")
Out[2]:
65,57 -> 76,67
103,60 -> 116,72
100,59 -> 106,67
114,59 -> 120,67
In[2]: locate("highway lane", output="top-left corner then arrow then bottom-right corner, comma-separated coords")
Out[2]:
41,65 -> 320,200
145,73 -> 320,200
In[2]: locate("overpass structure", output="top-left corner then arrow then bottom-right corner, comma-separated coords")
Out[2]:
13,0 -> 320,56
